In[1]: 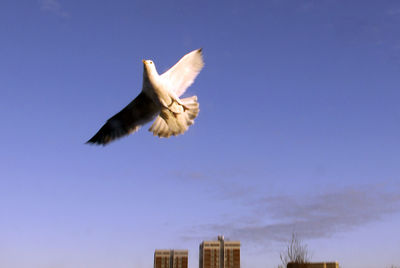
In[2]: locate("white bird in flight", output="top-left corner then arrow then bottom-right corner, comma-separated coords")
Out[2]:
87,48 -> 204,145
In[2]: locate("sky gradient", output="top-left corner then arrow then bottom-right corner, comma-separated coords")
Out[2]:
1,1 -> 400,268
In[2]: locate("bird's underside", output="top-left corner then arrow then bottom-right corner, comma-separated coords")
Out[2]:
87,48 -> 203,146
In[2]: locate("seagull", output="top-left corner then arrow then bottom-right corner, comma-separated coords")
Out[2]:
87,48 -> 204,145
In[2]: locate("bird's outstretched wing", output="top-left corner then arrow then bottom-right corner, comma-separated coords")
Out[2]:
87,92 -> 160,145
161,48 -> 204,97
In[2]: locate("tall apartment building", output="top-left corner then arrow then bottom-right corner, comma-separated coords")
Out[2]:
172,250 -> 188,268
199,239 -> 221,268
154,249 -> 188,268
287,262 -> 339,268
222,240 -> 240,268
154,250 -> 172,268
199,236 -> 240,268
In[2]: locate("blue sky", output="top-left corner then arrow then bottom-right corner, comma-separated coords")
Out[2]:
1,0 -> 400,267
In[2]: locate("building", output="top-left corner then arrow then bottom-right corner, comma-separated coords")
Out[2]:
154,250 -> 172,268
199,236 -> 240,268
287,262 -> 339,268
154,250 -> 188,268
199,239 -> 221,268
222,240 -> 240,268
172,250 -> 188,268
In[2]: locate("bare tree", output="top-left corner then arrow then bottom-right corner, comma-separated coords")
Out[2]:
278,232 -> 311,268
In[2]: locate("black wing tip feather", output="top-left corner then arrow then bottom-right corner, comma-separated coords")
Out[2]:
86,118 -> 134,146
85,139 -> 106,146
85,135 -> 110,146
86,124 -> 116,146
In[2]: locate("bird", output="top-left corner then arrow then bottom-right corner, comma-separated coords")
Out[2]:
86,48 -> 204,145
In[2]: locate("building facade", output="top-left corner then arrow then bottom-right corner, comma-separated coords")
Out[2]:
154,250 -> 188,268
154,250 -> 172,268
199,236 -> 240,268
173,250 -> 188,268
222,240 -> 240,268
287,262 -> 339,268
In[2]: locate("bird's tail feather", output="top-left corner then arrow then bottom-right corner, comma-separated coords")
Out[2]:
149,96 -> 199,137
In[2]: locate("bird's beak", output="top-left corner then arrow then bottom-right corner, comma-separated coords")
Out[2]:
142,60 -> 146,64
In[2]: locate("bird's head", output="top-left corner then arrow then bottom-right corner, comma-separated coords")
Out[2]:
142,60 -> 157,73
142,59 -> 159,84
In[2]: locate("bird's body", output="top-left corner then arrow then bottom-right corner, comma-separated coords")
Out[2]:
87,49 -> 204,145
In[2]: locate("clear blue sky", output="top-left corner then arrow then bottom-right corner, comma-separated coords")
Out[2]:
1,1 -> 400,267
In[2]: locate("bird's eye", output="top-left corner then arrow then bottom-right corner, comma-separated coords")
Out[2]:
150,62 -> 153,64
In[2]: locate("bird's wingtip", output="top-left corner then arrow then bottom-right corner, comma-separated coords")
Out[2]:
85,137 -> 106,146
86,141 -> 107,146
85,140 -> 95,146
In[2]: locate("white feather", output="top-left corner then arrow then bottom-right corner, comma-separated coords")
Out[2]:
149,96 -> 199,138
161,49 -> 204,97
